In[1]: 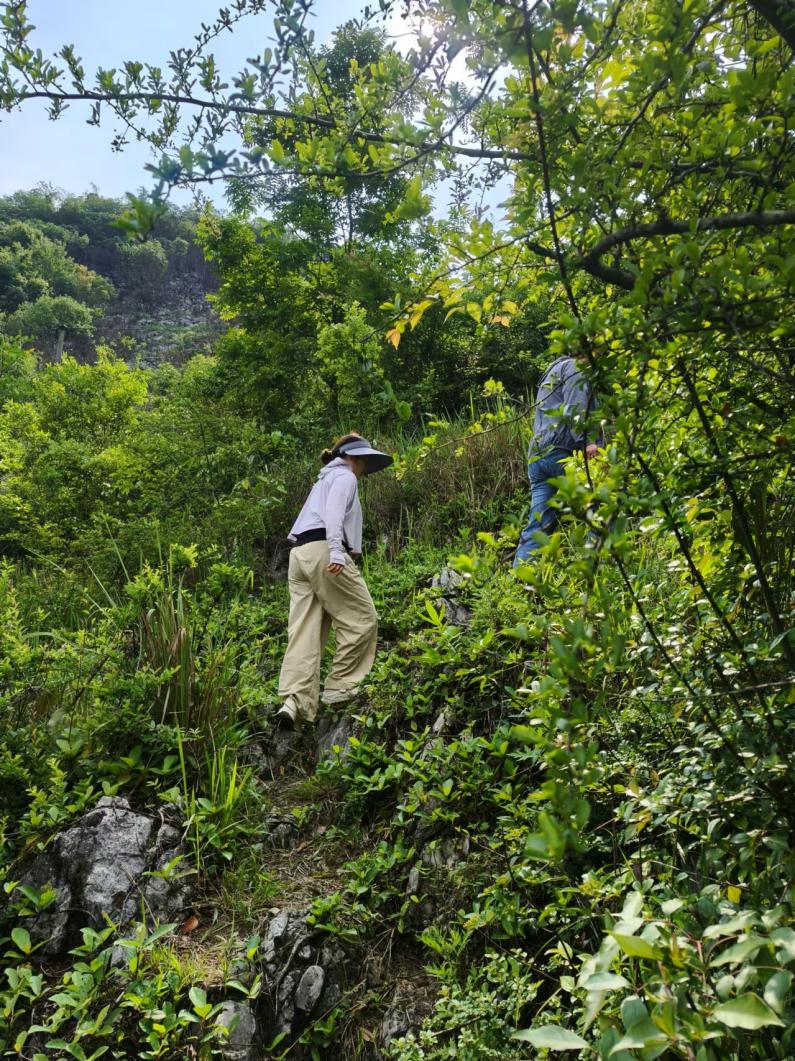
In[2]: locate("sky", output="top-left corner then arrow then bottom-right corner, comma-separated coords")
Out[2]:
0,0 -> 371,204
0,1 -> 509,223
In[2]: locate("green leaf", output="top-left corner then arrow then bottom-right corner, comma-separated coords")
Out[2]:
764,970 -> 792,1014
610,933 -> 662,959
610,1018 -> 668,1051
582,972 -> 629,991
11,926 -> 32,954
513,1025 -> 590,1049
771,927 -> 795,960
712,993 -> 784,1030
510,724 -> 540,745
503,622 -> 532,641
710,934 -> 766,966
703,913 -> 757,939
189,984 -> 212,1018
144,922 -> 177,946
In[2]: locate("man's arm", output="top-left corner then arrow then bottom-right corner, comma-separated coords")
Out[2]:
325,473 -> 357,573
563,363 -> 600,453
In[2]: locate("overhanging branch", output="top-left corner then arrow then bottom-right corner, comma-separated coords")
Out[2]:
8,88 -> 537,164
579,208 -> 795,289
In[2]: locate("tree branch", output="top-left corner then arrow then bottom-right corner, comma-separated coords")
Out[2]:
578,209 -> 795,289
520,0 -> 580,319
7,88 -> 537,163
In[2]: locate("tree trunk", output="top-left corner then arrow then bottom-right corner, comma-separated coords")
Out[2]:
54,328 -> 65,363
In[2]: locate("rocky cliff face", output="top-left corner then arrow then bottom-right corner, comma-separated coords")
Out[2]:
96,272 -> 224,369
87,245 -> 224,367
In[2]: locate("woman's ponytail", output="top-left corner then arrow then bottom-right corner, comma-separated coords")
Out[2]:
320,432 -> 364,466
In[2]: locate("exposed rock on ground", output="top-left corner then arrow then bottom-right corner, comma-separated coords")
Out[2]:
431,567 -> 473,627
259,907 -> 350,1047
256,706 -> 359,776
404,834 -> 472,930
262,726 -> 304,777
215,1000 -> 260,1061
380,1005 -> 416,1049
314,710 -> 358,764
19,795 -> 191,957
264,811 -> 302,850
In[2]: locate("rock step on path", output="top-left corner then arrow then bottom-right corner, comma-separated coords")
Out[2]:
13,707 -> 433,1058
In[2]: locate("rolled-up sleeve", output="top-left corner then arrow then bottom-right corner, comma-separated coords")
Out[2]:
326,473 -> 357,566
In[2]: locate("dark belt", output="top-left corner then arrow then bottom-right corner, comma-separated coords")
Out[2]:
292,528 -> 351,552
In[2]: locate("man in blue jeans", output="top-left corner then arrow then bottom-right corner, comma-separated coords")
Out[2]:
514,352 -> 602,566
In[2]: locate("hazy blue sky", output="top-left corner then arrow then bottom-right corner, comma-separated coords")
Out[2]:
0,0 -> 370,204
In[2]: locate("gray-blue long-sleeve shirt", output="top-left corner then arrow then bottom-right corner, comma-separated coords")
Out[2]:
529,355 -> 600,455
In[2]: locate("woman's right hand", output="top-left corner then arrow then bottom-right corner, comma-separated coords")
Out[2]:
327,562 -> 345,576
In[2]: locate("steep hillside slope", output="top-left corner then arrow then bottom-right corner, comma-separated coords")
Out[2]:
0,188 -> 221,365
1,405 -> 793,1058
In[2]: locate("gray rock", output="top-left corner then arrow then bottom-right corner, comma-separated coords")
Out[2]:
295,965 -> 325,1012
237,743 -> 270,773
19,796 -> 191,957
215,1000 -> 260,1061
404,863 -> 435,927
320,942 -> 346,967
322,980 -> 342,1010
431,709 -> 449,737
418,712 -> 451,765
264,814 -> 300,850
406,863 -> 422,897
315,712 -> 357,763
263,727 -> 304,776
381,1007 -> 414,1046
262,909 -> 293,963
431,567 -> 473,627
275,973 -> 297,1035
404,837 -> 470,931
259,908 -> 351,1047
422,835 -> 470,871
432,567 -> 467,593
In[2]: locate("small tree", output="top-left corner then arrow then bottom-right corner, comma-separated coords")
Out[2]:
3,293 -> 96,361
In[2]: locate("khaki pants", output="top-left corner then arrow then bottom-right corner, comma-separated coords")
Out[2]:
278,541 -> 378,722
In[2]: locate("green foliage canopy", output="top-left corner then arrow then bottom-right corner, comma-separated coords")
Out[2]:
0,0 -> 794,1056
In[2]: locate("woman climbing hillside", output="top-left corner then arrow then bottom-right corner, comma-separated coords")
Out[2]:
276,432 -> 393,730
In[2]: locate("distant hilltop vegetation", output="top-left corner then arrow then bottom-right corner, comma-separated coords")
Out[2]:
0,186 -> 222,366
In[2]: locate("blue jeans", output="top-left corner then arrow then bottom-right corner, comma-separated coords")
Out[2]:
514,447 -> 572,566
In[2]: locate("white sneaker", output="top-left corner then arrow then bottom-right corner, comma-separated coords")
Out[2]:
275,699 -> 299,729
321,686 -> 359,706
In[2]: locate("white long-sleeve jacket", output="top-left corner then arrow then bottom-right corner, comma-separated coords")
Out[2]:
289,459 -> 363,566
